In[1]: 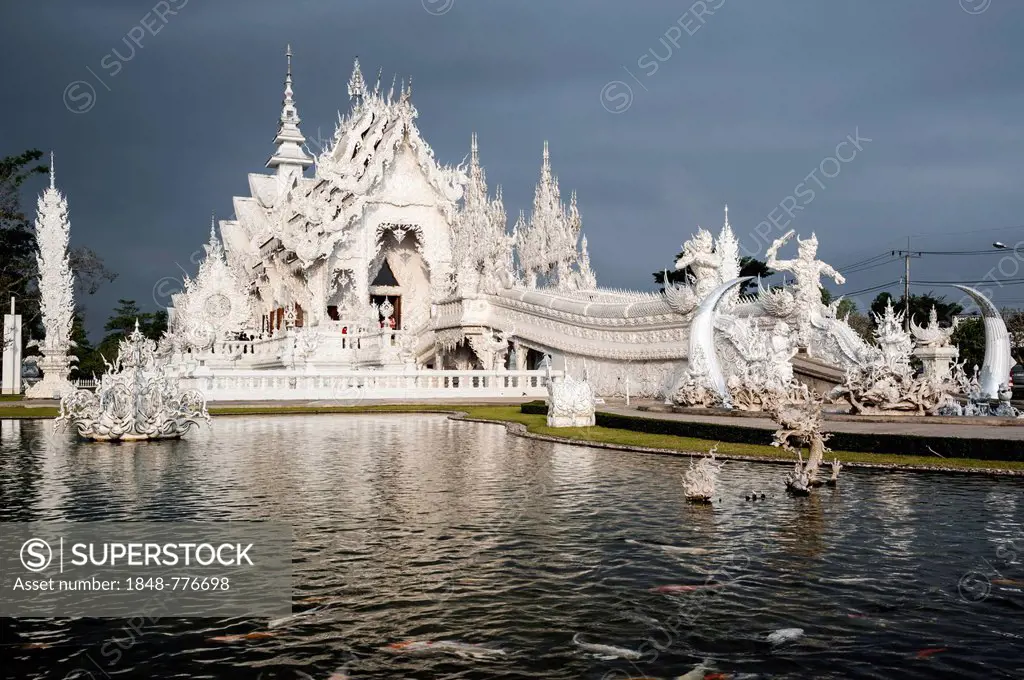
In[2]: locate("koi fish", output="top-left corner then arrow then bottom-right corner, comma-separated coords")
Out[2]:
625,538 -> 710,555
296,595 -> 332,603
766,627 -> 804,645
916,647 -> 947,659
20,642 -> 50,649
652,583 -> 725,594
703,674 -> 729,680
572,632 -> 642,660
208,631 -> 277,643
268,605 -> 326,629
991,578 -> 1024,586
384,640 -> 507,659
675,659 -> 712,679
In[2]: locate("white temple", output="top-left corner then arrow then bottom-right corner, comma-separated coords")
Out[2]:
160,49 -> 1013,408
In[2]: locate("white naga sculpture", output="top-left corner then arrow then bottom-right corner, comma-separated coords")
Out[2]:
25,156 -> 77,399
724,319 -> 798,411
57,321 -> 209,441
765,230 -> 845,348
682,446 -> 722,503
955,285 -> 1013,400
546,373 -> 596,427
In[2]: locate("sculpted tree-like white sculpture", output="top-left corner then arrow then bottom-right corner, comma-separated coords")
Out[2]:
57,321 -> 209,441
683,446 -> 722,504
767,385 -> 833,494
546,374 -> 596,427
25,156 -> 76,399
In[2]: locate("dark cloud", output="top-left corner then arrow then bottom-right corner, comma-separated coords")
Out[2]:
2,0 -> 1023,335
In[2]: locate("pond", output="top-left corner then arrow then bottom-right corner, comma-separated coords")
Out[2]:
2,414 -> 1022,679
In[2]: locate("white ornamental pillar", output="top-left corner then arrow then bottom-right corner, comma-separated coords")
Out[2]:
2,297 -> 23,395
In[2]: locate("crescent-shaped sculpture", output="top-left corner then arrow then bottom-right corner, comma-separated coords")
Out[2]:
953,285 -> 1012,399
690,276 -> 753,404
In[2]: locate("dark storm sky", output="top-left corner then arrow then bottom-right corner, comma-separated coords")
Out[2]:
3,0 -> 1023,337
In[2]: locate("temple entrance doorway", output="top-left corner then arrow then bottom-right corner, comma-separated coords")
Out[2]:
370,294 -> 401,329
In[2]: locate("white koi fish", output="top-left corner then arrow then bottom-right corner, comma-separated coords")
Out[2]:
572,633 -> 643,660
767,627 -> 804,645
625,538 -> 710,555
267,605 -> 327,629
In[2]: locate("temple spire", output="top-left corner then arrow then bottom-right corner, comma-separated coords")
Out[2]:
267,44 -> 313,175
49,151 -> 55,189
348,57 -> 365,102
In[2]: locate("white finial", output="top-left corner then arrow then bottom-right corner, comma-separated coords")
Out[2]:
286,44 -> 292,76
210,212 -> 216,241
374,67 -> 383,95
723,204 -> 729,228
49,151 -> 55,189
348,57 -> 365,101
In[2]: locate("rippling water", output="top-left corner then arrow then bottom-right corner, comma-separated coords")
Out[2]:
2,415 -> 1023,679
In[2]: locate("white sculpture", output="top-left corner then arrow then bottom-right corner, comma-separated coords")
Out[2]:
682,446 -> 722,503
666,207 -> 741,314
830,300 -> 952,415
167,217 -> 253,352
768,385 -> 832,493
724,319 -> 797,410
514,142 -> 595,291
911,305 -> 960,385
56,321 -> 208,441
25,155 -> 77,400
765,231 -> 845,347
955,286 -> 1013,400
546,374 -> 596,427
671,277 -> 751,407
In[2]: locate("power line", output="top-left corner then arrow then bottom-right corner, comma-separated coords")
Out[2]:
843,257 -> 901,275
844,280 -> 901,297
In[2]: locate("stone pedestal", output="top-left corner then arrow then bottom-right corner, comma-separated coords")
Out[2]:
24,352 -> 74,399
914,345 -> 958,385
2,301 -> 22,395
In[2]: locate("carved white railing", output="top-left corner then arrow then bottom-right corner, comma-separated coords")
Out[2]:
180,369 -> 562,401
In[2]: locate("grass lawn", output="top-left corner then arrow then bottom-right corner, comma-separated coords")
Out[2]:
0,394 -> 24,402
2,402 -> 1021,473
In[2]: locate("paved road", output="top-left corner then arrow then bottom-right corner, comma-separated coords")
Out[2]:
599,405 -> 1024,441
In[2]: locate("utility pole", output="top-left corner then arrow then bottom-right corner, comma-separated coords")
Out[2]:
892,239 -> 922,331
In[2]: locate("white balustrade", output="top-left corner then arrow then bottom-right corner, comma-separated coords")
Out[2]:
179,369 -> 560,401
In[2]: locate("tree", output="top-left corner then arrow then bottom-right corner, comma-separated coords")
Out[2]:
0,149 -> 49,347
869,292 -> 962,328
0,149 -> 117,354
96,299 -> 168,367
653,255 -> 772,296
1004,308 -> 1024,366
821,286 -> 858,320
951,317 -> 985,374
69,309 -> 103,380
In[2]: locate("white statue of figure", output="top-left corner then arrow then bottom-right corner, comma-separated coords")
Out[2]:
667,207 -> 742,314
25,155 -> 77,399
546,374 -> 596,427
56,321 -> 208,441
683,446 -> 722,503
765,231 -> 845,345
674,228 -> 720,302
